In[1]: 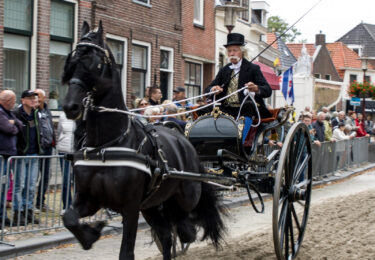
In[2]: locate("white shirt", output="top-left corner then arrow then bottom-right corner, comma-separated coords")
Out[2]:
229,59 -> 242,75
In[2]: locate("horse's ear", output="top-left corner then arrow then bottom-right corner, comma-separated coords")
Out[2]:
96,20 -> 104,47
81,21 -> 90,39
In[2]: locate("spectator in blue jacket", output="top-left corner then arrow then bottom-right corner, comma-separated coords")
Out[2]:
13,90 -> 42,225
0,90 -> 22,227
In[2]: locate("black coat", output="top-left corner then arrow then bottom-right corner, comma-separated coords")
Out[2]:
205,58 -> 272,118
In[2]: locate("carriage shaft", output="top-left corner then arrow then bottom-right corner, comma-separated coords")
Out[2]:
164,170 -> 237,185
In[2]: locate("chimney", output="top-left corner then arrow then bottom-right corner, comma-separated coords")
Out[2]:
315,31 -> 326,46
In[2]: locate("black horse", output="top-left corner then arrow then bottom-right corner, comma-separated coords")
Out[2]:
61,21 -> 225,260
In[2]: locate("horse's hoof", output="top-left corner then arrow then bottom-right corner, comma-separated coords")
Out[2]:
80,222 -> 105,250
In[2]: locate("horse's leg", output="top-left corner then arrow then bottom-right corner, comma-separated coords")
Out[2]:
118,210 -> 140,260
142,207 -> 172,260
62,192 -> 104,250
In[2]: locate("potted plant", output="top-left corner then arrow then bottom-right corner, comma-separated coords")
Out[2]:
348,81 -> 375,98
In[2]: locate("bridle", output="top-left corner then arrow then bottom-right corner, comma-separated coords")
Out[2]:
66,41 -> 132,150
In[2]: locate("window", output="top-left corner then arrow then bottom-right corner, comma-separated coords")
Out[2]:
3,0 -> 33,100
107,38 -> 124,72
106,35 -> 128,100
160,48 -> 174,101
325,74 -> 331,80
132,44 -> 148,99
314,74 -> 321,79
364,75 -> 371,83
219,53 -> 225,70
4,0 -> 33,33
194,0 -> 204,26
49,0 -> 74,110
241,0 -> 249,22
350,74 -> 357,83
132,0 -> 150,6
251,9 -> 262,24
185,62 -> 202,100
3,34 -> 30,99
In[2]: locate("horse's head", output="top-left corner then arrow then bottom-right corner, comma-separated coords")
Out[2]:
62,21 -> 115,120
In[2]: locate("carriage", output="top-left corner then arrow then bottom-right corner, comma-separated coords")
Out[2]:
160,105 -> 313,260
61,21 -> 313,260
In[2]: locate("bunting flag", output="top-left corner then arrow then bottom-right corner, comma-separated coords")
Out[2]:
273,57 -> 280,67
281,66 -> 294,105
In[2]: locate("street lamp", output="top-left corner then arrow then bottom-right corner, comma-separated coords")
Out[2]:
215,0 -> 246,33
360,57 -> 368,118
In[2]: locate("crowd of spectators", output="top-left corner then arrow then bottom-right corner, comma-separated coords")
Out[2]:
298,106 -> 374,146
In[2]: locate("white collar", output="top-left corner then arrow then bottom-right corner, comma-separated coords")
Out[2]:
229,59 -> 242,70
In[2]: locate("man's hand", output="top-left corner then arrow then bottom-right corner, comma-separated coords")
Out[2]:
211,85 -> 223,95
245,82 -> 259,92
9,119 -> 15,125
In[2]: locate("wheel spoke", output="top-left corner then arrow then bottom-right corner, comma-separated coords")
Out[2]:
288,210 -> 296,256
296,179 -> 311,189
284,204 -> 290,258
292,139 -> 307,181
278,198 -> 289,248
291,203 -> 302,233
293,154 -> 310,183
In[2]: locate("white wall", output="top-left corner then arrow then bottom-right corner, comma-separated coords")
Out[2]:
275,75 -> 314,114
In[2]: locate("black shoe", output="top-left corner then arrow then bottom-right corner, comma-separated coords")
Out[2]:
13,211 -> 26,226
0,218 -> 11,228
27,210 -> 40,224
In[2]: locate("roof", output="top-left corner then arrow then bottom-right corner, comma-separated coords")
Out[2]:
326,42 -> 375,78
337,23 -> 375,58
266,33 -> 297,68
286,43 -> 316,59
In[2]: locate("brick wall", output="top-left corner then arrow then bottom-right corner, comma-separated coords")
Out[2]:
92,0 -> 183,106
36,0 -> 51,96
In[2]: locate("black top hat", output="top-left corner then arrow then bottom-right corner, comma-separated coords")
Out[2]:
224,33 -> 246,47
21,90 -> 38,98
173,86 -> 186,93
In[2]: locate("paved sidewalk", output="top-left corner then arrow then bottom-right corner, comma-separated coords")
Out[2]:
0,163 -> 374,259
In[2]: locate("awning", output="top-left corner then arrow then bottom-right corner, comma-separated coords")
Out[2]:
253,61 -> 280,90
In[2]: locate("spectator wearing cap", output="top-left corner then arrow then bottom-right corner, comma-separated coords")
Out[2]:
302,113 -> 321,146
34,89 -> 56,212
148,87 -> 162,106
0,90 -> 23,227
13,90 -> 42,225
173,86 -> 193,108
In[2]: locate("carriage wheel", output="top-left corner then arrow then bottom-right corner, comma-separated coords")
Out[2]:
272,122 -> 312,260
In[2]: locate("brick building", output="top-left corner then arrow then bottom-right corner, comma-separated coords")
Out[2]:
1,0 -> 186,109
181,0 -> 215,99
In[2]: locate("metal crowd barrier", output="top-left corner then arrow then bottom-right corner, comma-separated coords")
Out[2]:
311,137 -> 370,179
0,137 -> 370,243
0,154 -> 114,245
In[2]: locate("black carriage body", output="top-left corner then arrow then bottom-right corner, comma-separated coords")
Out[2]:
185,108 -> 245,161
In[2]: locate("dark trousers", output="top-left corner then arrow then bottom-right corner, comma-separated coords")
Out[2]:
0,155 -> 10,220
59,153 -> 73,209
36,146 -> 52,207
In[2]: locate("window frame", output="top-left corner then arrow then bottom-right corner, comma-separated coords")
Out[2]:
106,34 -> 128,102
131,40 -> 151,99
193,0 -> 204,26
50,0 -> 75,43
325,74 -> 331,81
160,46 -> 174,100
241,0 -> 249,22
314,73 -> 321,79
132,0 -> 151,7
349,74 -> 357,83
184,60 -> 203,100
4,0 -> 34,36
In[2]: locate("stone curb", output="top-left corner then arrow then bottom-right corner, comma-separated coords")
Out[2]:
1,163 -> 375,259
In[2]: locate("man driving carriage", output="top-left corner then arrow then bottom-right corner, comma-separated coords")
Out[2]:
205,33 -> 272,121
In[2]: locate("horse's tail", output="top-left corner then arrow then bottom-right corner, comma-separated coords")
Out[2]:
193,174 -> 227,248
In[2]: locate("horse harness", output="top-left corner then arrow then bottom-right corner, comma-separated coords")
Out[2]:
65,115 -> 171,206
